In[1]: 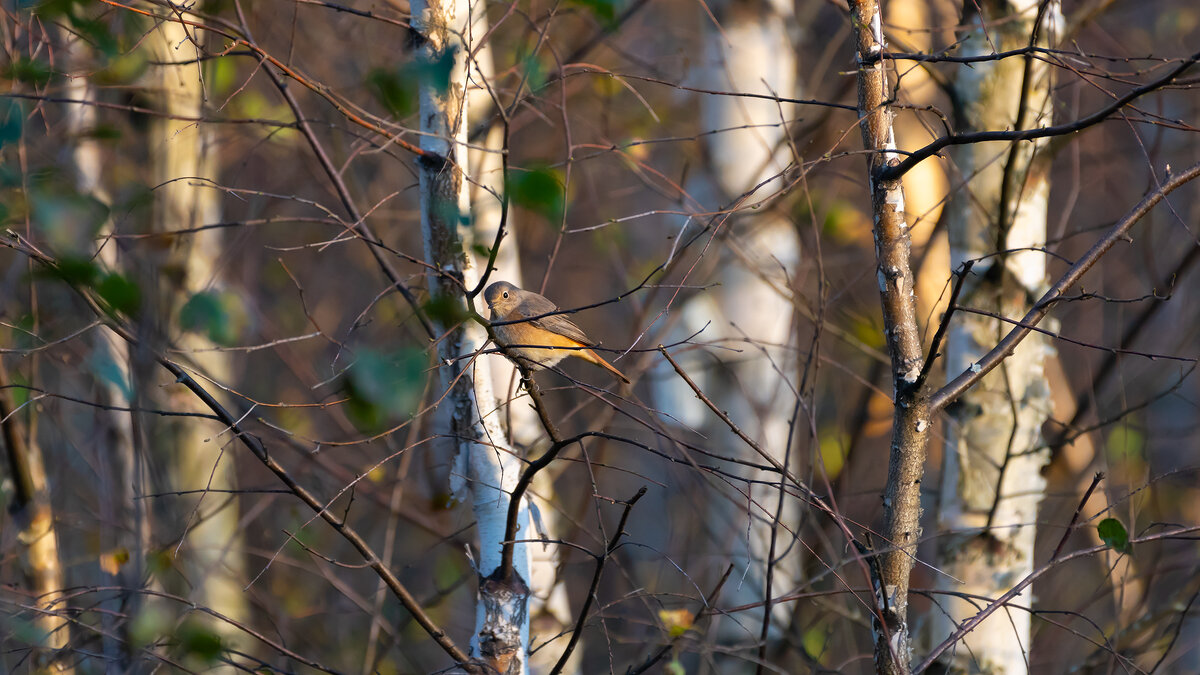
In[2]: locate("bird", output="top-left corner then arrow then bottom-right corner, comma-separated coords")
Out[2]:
483,280 -> 631,384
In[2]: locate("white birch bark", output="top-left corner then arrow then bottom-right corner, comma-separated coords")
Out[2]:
653,0 -> 801,655
149,13 -> 248,666
933,3 -> 1061,672
413,0 -> 532,670
463,12 -> 575,672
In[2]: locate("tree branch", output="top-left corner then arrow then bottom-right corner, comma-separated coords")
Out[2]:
878,48 -> 1200,181
0,233 -> 479,673
930,160 -> 1200,412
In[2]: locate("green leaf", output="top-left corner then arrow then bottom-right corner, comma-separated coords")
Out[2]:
146,548 -> 175,577
9,372 -> 31,407
366,52 -> 457,118
177,619 -> 223,663
0,161 -> 19,189
0,98 -> 23,149
816,427 -> 848,480
570,0 -> 620,25
433,552 -> 463,589
179,291 -> 241,345
423,292 -> 468,326
93,51 -> 148,87
5,57 -> 53,87
283,515 -> 319,552
518,50 -> 549,93
32,0 -> 78,20
345,349 -> 425,431
419,47 -> 457,95
366,66 -> 418,119
1098,518 -> 1131,554
9,314 -> 37,353
128,605 -> 171,648
802,623 -> 829,664
1105,423 -> 1144,461
48,256 -> 100,286
5,615 -> 49,647
97,273 -> 141,316
210,55 -> 238,95
68,15 -> 121,57
508,164 -> 565,222
82,123 -> 122,141
471,242 -> 493,259
30,184 -> 109,254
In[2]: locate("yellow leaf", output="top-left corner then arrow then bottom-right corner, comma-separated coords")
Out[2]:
625,139 -> 649,161
99,547 -> 130,576
658,608 -> 694,637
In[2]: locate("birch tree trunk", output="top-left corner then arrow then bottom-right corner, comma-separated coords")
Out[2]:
63,31 -> 141,671
147,12 -> 248,665
1,368 -> 71,674
464,15 -> 575,672
652,0 -> 800,662
413,0 -> 533,670
932,2 -> 1060,672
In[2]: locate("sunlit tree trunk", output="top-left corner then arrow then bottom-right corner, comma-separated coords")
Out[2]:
932,2 -> 1060,672
62,30 -> 141,671
886,0 -> 951,328
653,0 -> 800,662
414,0 -> 532,670
1,368 -> 71,674
147,12 -> 248,666
464,11 -> 574,673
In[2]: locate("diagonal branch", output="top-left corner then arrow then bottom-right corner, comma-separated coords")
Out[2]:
0,233 -> 479,672
878,48 -> 1200,181
930,160 -> 1200,412
230,1 -> 436,341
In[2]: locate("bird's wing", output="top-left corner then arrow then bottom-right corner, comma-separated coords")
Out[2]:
518,295 -> 594,346
531,313 -> 593,346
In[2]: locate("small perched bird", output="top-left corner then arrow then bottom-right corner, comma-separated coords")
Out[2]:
484,281 -> 631,384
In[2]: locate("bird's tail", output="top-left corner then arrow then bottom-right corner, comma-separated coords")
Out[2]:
583,348 -> 631,384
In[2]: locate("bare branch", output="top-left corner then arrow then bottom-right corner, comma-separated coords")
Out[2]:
931,161 -> 1200,412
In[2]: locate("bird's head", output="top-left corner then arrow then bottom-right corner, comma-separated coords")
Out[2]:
483,281 -> 519,317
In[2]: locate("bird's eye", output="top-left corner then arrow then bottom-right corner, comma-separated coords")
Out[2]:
502,291 -> 509,298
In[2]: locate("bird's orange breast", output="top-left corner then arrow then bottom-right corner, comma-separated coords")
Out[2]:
493,320 -> 587,368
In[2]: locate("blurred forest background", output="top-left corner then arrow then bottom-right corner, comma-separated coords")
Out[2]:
1,0 -> 1199,673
